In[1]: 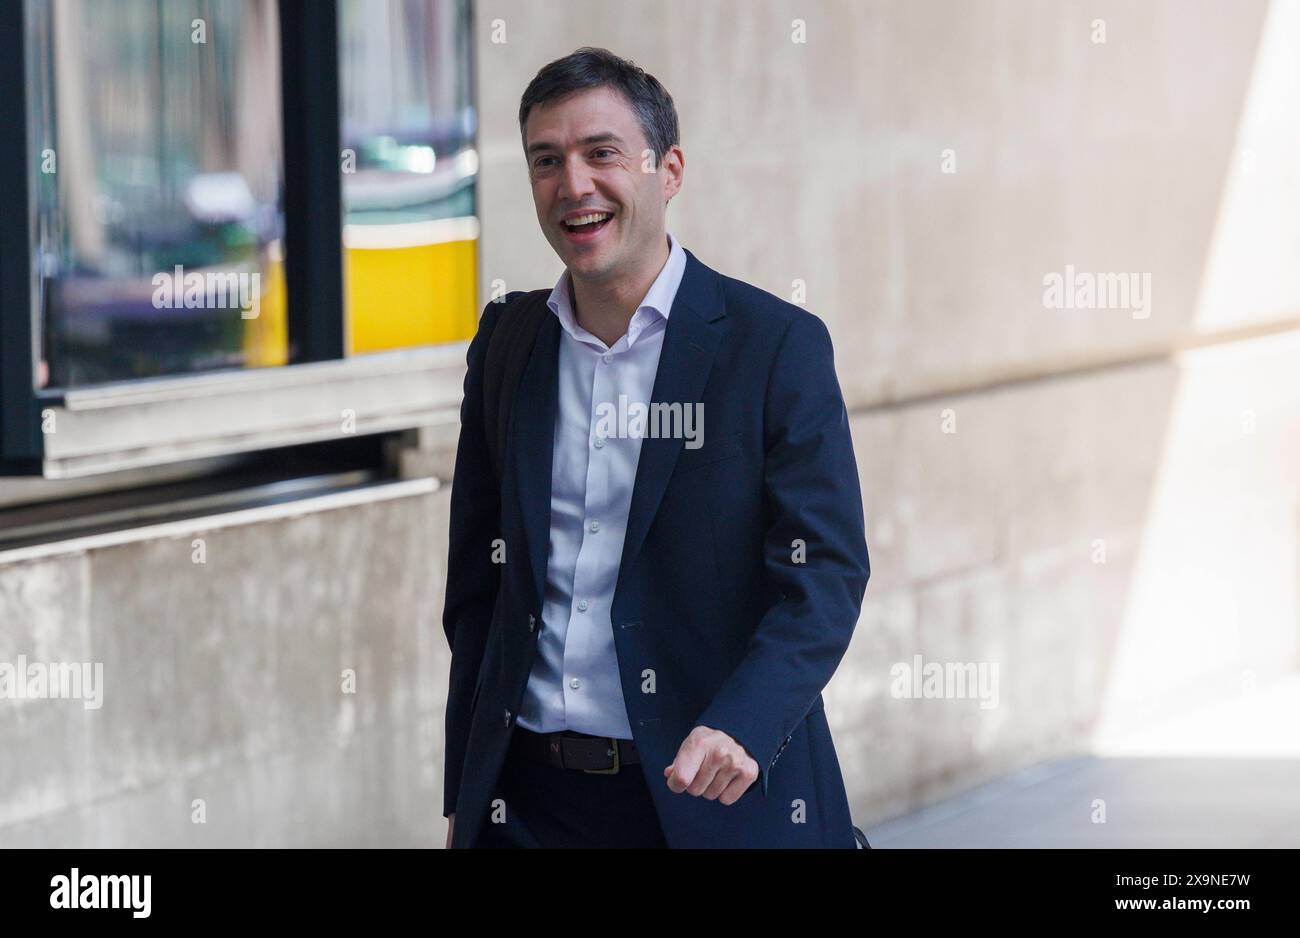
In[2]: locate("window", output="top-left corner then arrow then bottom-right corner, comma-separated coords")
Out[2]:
0,0 -> 479,478
340,0 -> 478,354
26,0 -> 288,388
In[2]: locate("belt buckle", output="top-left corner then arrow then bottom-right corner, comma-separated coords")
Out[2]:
582,738 -> 620,774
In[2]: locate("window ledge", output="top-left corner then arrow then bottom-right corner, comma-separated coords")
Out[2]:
0,476 -> 439,567
39,345 -> 469,478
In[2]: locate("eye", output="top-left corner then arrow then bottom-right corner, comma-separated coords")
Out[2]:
534,156 -> 557,168
592,148 -> 616,159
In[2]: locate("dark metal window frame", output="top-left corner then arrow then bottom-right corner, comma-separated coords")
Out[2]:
281,0 -> 346,365
0,0 -> 472,479
0,0 -> 40,473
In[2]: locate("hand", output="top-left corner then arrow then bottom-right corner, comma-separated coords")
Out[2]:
663,725 -> 759,806
445,813 -> 455,849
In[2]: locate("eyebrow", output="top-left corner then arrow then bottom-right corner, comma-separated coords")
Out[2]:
526,132 -> 628,157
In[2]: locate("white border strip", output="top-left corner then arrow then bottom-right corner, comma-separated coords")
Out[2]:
343,216 -> 480,250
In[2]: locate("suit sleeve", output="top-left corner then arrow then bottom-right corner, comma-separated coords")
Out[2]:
442,298 -> 507,818
693,311 -> 870,797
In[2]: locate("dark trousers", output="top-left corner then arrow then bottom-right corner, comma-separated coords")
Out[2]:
473,728 -> 669,848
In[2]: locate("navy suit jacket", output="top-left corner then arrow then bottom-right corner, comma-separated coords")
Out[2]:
442,247 -> 870,848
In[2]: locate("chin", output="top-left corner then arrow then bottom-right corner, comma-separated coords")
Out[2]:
570,253 -> 608,273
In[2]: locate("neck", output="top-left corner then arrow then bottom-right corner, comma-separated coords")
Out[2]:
570,234 -> 671,347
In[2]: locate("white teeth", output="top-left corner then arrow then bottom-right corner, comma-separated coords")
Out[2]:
565,212 -> 612,228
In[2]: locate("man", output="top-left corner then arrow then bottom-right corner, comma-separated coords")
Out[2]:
442,47 -> 869,848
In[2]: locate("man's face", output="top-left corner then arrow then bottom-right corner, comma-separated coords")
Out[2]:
524,85 -> 679,284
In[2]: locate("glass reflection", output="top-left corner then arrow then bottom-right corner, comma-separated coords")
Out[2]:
26,0 -> 287,389
339,0 -> 478,354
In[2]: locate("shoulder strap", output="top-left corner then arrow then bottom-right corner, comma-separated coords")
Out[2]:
482,289 -> 552,484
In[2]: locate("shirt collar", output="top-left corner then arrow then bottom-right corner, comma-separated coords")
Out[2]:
547,231 -> 687,349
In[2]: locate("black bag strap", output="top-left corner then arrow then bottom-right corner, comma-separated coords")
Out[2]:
482,289 -> 552,484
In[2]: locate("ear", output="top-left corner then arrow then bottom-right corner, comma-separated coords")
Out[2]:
661,145 -> 685,202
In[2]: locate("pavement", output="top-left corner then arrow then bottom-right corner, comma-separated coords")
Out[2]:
864,674 -> 1300,848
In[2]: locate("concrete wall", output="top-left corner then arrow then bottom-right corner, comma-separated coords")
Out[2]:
0,487 -> 451,846
474,0 -> 1300,826
3,0 -> 1299,845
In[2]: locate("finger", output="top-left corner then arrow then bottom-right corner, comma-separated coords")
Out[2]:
718,770 -> 755,806
687,747 -> 724,797
701,761 -> 734,800
665,738 -> 706,794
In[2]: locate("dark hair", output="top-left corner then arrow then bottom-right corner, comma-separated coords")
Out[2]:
518,47 -> 679,163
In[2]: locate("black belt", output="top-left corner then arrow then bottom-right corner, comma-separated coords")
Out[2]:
512,728 -> 641,773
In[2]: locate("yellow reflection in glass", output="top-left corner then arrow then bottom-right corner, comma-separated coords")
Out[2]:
241,241 -> 289,367
344,218 -> 479,354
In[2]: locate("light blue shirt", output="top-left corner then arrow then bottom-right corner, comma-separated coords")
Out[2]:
515,232 -> 688,739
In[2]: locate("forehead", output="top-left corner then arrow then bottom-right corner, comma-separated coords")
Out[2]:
524,86 -> 645,149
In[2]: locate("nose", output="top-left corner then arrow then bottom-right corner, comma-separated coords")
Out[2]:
557,153 -> 596,204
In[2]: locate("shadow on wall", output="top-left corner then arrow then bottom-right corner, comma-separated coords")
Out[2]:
829,0 -> 1300,833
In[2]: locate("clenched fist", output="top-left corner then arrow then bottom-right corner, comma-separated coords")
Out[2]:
663,725 -> 759,805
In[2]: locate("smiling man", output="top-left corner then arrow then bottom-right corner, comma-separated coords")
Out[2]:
442,47 -> 870,848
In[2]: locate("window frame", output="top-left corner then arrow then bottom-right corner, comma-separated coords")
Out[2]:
0,0 -> 478,479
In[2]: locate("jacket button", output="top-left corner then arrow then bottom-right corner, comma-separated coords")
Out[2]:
527,614 -> 536,632
504,709 -> 512,727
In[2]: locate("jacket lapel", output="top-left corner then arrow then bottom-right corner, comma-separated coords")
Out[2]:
512,311 -> 560,608
615,251 -> 726,594
512,249 -> 728,610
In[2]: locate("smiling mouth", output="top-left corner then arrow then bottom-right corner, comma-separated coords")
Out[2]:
561,211 -> 614,237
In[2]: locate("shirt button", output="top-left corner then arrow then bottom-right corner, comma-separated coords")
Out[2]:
570,678 -> 581,690
588,520 -> 600,532
576,599 -> 589,612
602,353 -> 612,364
593,437 -> 605,449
